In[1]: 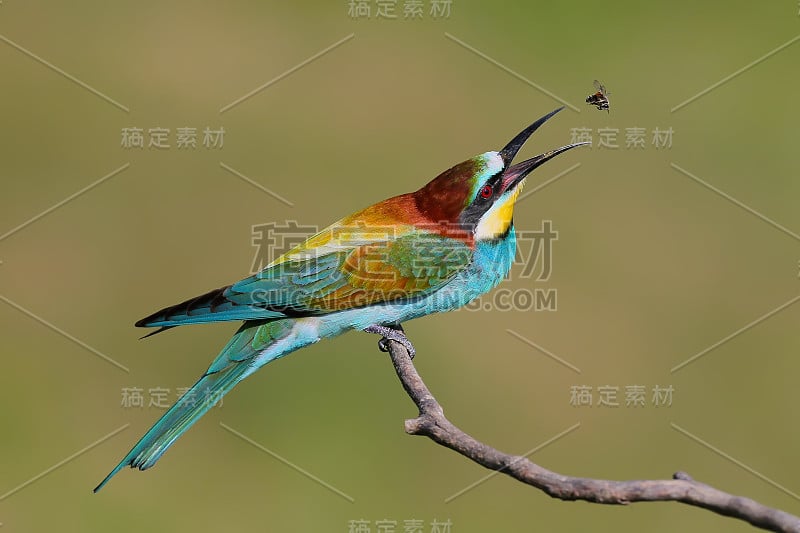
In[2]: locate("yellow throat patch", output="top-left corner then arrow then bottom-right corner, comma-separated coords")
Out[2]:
474,182 -> 523,240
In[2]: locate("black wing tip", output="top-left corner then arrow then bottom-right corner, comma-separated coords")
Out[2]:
135,309 -> 162,328
133,285 -> 234,332
138,326 -> 175,339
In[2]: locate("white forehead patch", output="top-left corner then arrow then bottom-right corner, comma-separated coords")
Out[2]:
479,151 -> 504,177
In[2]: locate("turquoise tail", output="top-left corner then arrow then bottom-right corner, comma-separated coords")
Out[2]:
94,319 -> 295,492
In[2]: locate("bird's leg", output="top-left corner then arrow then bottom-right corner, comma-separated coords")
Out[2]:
363,323 -> 416,359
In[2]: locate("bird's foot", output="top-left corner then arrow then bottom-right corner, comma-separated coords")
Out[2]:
363,324 -> 416,359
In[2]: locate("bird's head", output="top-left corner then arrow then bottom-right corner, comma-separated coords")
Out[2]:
414,107 -> 589,240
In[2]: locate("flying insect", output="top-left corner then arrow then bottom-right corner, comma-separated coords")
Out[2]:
586,80 -> 610,112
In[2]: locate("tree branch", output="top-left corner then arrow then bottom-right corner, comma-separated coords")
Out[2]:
382,339 -> 800,532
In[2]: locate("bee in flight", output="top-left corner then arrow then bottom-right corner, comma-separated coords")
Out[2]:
586,80 -> 610,112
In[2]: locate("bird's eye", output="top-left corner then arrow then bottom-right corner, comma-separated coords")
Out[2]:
480,184 -> 493,199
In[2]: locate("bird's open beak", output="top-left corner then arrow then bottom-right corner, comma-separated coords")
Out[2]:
497,107 -> 590,193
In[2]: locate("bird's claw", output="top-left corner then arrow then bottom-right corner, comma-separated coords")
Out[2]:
364,324 -> 416,359
377,338 -> 391,353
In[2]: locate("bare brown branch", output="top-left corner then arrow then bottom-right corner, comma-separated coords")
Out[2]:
382,339 -> 800,532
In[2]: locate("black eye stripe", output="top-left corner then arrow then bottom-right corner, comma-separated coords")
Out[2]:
459,172 -> 505,228
478,173 -> 502,201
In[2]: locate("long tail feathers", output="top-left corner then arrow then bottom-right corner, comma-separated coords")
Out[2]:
94,321 -> 279,492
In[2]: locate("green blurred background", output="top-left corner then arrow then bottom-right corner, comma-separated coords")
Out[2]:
1,1 -> 799,531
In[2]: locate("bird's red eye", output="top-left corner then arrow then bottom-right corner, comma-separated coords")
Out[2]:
480,185 -> 493,199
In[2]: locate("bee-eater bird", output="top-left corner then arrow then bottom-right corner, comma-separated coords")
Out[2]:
94,107 -> 587,492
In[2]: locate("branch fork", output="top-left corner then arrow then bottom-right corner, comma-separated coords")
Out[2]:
379,336 -> 800,532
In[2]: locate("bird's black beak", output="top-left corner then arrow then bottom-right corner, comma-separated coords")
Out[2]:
498,107 -> 590,193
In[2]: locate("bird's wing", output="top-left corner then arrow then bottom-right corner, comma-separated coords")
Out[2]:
137,219 -> 473,328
